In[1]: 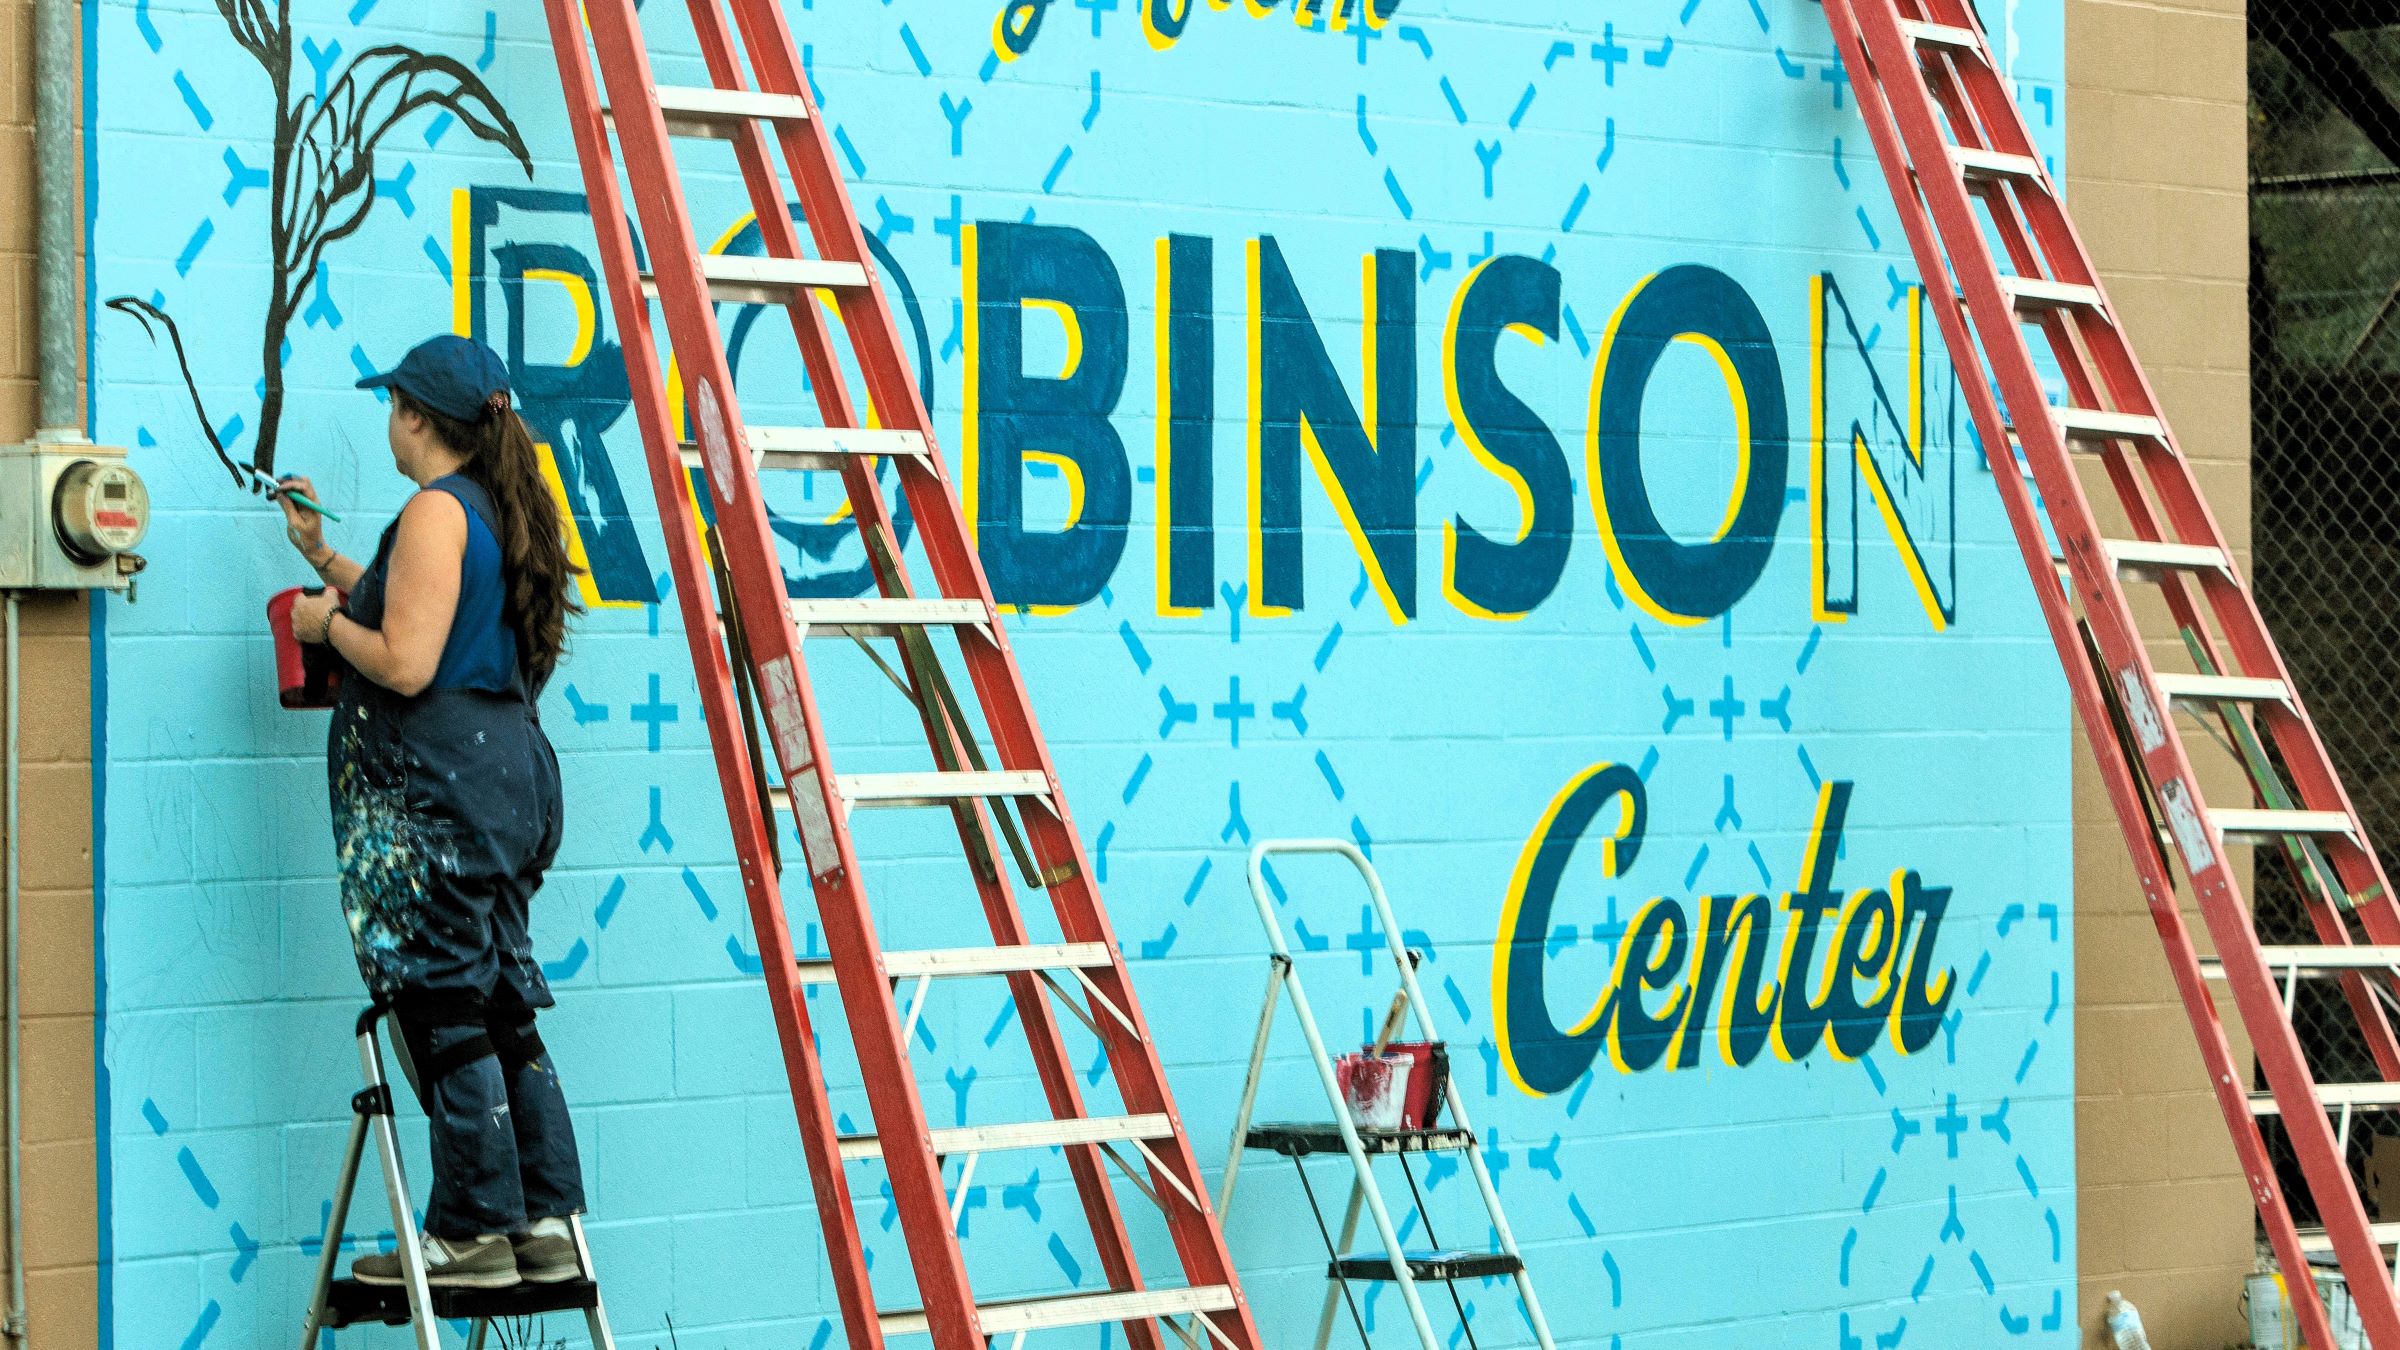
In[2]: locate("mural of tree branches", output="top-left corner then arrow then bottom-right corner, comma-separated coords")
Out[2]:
108,0 -> 530,492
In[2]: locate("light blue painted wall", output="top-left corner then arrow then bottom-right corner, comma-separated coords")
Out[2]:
91,1 -> 2073,1345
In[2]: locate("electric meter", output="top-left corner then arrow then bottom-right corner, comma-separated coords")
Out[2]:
0,437 -> 149,591
53,458 -> 150,562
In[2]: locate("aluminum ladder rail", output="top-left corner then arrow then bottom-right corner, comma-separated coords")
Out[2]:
1824,1 -> 2400,1343
1217,839 -> 1558,1350
537,4 -> 1262,1347
296,1007 -> 618,1350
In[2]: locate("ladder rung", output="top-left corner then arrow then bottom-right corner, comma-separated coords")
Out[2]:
679,425 -> 932,474
2200,945 -> 2400,979
2053,406 -> 2166,442
2152,672 -> 2290,708
2249,1081 -> 2400,1116
607,85 -> 813,139
879,1285 -> 1238,1337
2300,1222 -> 2400,1254
795,942 -> 1113,986
1901,19 -> 1981,50
839,1113 -> 1174,1162
1244,1123 -> 1476,1158
641,255 -> 870,307
1331,1250 -> 1524,1283
1951,145 -> 2045,182
788,597 -> 990,637
2211,807 -> 2355,844
2099,539 -> 2232,580
1998,275 -> 2103,313
836,770 -> 1052,809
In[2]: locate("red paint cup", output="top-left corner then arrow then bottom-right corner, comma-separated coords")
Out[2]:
269,586 -> 346,710
1336,1051 -> 1412,1131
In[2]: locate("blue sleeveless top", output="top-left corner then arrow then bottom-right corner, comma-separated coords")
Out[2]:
424,475 -> 521,694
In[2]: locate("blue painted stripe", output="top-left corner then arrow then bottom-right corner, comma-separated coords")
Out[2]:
175,219 -> 215,277
177,1147 -> 219,1208
682,867 -> 718,921
176,1300 -> 220,1350
172,71 -> 212,130
898,24 -> 933,77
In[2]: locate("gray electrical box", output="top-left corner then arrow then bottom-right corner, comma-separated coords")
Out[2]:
0,436 -> 150,592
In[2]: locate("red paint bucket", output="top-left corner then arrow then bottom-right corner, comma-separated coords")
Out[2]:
268,586 -> 346,710
1383,1041 -> 1451,1129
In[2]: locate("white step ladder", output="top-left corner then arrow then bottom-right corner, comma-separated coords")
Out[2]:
1218,840 -> 1559,1350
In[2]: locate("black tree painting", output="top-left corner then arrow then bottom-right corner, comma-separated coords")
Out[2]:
109,1 -> 530,491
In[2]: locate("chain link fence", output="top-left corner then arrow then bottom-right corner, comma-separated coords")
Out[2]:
2250,1 -> 2400,1234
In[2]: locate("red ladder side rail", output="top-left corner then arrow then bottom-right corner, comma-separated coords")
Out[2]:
1915,49 -> 2400,1078
537,5 -> 888,1345
571,2 -> 987,1343
1906,1 -> 2400,976
1818,10 -> 2344,1346
1882,0 -> 2400,1220
1824,1 -> 2399,1344
719,1 -> 1266,1336
670,6 -> 1175,1337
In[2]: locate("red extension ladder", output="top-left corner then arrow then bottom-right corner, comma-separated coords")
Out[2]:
1828,1 -> 2400,1342
538,4 -> 1262,1346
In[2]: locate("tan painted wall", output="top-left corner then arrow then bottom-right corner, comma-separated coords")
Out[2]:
0,0 -> 100,1343
2067,0 -> 2257,1344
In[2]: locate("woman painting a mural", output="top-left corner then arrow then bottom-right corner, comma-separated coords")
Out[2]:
275,334 -> 590,1290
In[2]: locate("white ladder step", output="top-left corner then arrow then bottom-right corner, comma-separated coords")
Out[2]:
788,597 -> 989,637
2211,807 -> 2355,844
679,425 -> 932,474
1901,19 -> 1980,50
2100,539 -> 2232,581
2249,1081 -> 2400,1116
837,770 -> 1052,808
1998,275 -> 2103,313
795,942 -> 1113,986
2200,945 -> 2400,979
839,1113 -> 1174,1162
642,254 -> 870,306
2152,672 -> 2290,708
2300,1222 -> 2400,1254
880,1285 -> 1238,1338
607,85 -> 813,139
2053,405 -> 2166,443
1951,145 -> 2045,182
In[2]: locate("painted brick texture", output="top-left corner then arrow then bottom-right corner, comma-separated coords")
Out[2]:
2066,0 -> 2257,1344
62,2 -> 2152,1347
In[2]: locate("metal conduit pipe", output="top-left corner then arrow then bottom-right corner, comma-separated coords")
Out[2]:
10,0 -> 86,1341
35,0 -> 80,436
4,590 -> 21,1349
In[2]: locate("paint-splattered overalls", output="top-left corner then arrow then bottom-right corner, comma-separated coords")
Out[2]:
329,473 -> 586,1239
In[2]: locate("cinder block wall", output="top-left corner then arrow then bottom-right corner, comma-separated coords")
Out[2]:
2067,0 -> 2256,1343
0,3 -> 2267,1347
0,0 -> 101,1340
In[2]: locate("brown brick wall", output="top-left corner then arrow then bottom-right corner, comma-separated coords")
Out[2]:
2068,0 -> 2257,1343
0,0 -> 98,1342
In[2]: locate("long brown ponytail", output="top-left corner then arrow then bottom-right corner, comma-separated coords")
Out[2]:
396,390 -> 583,691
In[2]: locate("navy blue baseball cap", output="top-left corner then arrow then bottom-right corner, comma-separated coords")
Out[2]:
355,335 -> 511,421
